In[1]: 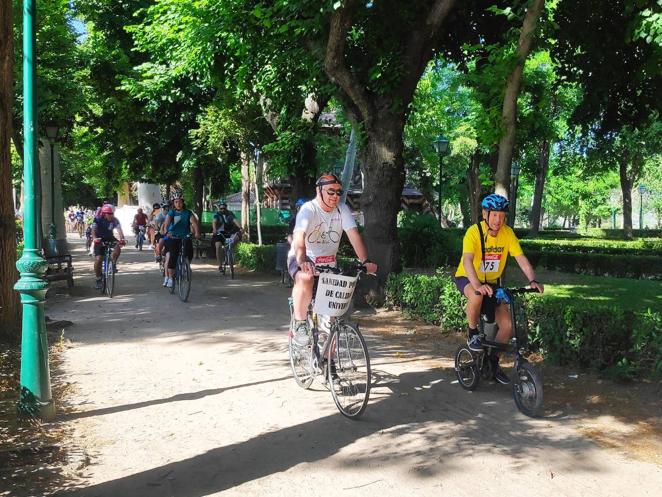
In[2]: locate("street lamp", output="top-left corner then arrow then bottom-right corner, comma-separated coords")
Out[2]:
432,135 -> 450,222
45,124 -> 59,242
509,162 -> 521,225
637,184 -> 646,230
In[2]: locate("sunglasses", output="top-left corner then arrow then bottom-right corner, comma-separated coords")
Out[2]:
324,188 -> 343,197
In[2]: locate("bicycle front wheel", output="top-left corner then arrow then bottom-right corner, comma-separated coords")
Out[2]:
178,258 -> 191,302
513,362 -> 544,417
105,260 -> 115,298
328,323 -> 371,419
228,248 -> 235,279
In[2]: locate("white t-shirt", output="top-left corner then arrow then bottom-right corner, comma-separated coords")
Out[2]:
288,199 -> 357,265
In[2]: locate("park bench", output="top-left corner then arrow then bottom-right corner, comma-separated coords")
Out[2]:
193,234 -> 214,260
42,240 -> 74,288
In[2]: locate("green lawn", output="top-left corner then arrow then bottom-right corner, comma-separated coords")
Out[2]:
502,266 -> 661,312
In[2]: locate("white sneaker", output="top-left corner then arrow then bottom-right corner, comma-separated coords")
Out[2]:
166,278 -> 174,288
162,277 -> 168,287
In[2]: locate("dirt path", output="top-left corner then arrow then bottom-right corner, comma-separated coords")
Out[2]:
37,236 -> 661,496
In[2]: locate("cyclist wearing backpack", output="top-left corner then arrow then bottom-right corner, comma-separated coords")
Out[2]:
211,200 -> 242,273
454,193 -> 544,384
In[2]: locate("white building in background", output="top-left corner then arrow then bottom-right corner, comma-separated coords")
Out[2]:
115,182 -> 163,233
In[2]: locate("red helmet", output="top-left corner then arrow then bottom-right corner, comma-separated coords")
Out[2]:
101,205 -> 114,215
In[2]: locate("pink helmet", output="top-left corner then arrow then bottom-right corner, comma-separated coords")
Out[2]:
101,205 -> 113,215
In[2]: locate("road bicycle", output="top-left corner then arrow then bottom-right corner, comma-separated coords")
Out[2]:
454,286 -> 544,417
167,236 -> 192,302
135,225 -> 146,251
218,233 -> 237,279
97,240 -> 118,298
288,262 -> 371,419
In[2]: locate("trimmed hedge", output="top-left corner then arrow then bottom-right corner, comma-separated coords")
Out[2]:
386,270 -> 662,378
525,251 -> 662,280
236,243 -> 278,272
397,213 -> 661,279
520,238 -> 662,256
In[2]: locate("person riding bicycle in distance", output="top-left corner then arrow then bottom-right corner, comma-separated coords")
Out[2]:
161,195 -> 201,288
454,193 -> 544,384
212,200 -> 242,273
91,204 -> 126,289
288,173 -> 378,346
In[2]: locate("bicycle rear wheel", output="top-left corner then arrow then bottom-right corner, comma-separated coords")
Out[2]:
328,323 -> 371,419
105,259 -> 115,298
288,335 -> 314,389
513,362 -> 544,417
178,258 -> 191,302
454,346 -> 479,390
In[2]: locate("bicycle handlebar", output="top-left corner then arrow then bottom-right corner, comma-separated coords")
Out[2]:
474,286 -> 541,296
315,261 -> 371,276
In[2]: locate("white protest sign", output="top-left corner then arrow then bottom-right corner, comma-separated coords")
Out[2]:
313,273 -> 358,317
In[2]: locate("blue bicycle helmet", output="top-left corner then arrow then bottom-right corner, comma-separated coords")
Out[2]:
295,198 -> 306,208
481,194 -> 509,212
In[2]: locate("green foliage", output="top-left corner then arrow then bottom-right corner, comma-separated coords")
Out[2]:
385,269 -> 465,331
236,243 -> 277,273
386,270 -> 662,378
520,238 -> 662,256
525,297 -> 661,379
397,211 -> 463,267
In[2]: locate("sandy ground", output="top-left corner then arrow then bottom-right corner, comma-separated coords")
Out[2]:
35,236 -> 661,497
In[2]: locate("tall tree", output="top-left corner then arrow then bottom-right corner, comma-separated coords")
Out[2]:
552,0 -> 662,235
0,0 -> 19,339
494,0 -> 546,197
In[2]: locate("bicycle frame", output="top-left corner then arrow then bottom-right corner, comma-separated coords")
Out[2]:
477,287 -> 538,370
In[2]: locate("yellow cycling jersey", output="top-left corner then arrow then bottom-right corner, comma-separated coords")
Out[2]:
455,221 -> 523,283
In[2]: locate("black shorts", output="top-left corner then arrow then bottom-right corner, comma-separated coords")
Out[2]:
154,233 -> 163,243
94,237 -> 118,257
164,237 -> 193,269
212,232 -> 240,245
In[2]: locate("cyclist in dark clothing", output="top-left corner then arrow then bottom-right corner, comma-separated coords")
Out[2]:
212,200 -> 242,273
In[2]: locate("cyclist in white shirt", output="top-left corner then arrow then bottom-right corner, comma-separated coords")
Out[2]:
288,173 -> 378,346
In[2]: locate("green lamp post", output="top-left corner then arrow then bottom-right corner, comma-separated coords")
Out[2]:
432,135 -> 450,223
14,0 -> 54,419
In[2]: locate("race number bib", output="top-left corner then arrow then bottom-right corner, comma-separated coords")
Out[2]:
480,254 -> 501,273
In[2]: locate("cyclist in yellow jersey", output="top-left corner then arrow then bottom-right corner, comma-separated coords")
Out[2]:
454,193 -> 544,384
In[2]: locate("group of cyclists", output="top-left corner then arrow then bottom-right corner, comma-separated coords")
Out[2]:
88,196 -> 245,290
66,207 -> 93,237
85,172 -> 543,385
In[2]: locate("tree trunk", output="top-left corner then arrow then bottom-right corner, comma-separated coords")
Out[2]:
254,151 -> 263,246
192,165 -> 204,221
619,158 -> 633,239
361,128 -> 405,287
467,151 -> 482,224
240,151 -> 250,240
0,0 -> 19,339
529,138 -> 550,235
458,182 -> 472,227
494,0 -> 545,197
